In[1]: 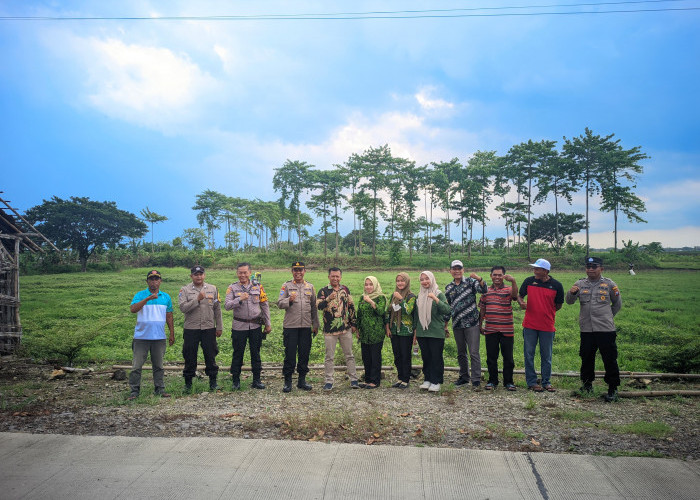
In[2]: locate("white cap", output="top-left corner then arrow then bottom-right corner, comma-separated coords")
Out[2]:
529,258 -> 551,271
450,260 -> 464,268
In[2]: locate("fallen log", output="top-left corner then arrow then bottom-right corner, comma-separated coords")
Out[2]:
619,390 -> 700,398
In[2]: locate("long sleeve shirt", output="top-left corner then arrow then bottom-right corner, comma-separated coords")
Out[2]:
277,280 -> 319,330
565,276 -> 622,332
444,278 -> 487,328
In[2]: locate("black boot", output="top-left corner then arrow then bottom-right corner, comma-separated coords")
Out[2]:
283,376 -> 292,393
251,379 -> 266,389
184,377 -> 192,393
209,375 -> 219,391
231,376 -> 241,391
604,385 -> 619,403
297,375 -> 312,391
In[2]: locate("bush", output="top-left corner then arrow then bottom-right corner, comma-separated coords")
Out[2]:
650,337 -> 700,374
21,320 -> 102,366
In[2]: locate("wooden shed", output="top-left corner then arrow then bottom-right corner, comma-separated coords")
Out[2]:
0,194 -> 58,354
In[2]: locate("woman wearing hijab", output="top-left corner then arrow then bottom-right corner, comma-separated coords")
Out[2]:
416,271 -> 451,392
385,272 -> 418,389
356,276 -> 387,389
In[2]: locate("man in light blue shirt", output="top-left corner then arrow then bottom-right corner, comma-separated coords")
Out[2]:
128,270 -> 175,400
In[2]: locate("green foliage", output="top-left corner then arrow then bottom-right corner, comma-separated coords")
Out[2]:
21,319 -> 103,366
650,337 -> 700,374
25,196 -> 147,272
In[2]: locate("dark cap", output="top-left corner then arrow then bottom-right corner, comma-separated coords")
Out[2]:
586,257 -> 603,266
291,261 -> 305,269
191,265 -> 205,274
146,270 -> 161,279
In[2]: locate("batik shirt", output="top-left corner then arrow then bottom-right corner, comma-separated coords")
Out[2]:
444,278 -> 487,328
317,285 -> 356,335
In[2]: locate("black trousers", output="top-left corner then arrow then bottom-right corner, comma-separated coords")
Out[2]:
282,327 -> 312,378
230,327 -> 263,380
580,331 -> 620,388
485,333 -> 514,386
361,340 -> 384,386
417,336 -> 445,384
182,328 -> 219,378
391,335 -> 413,383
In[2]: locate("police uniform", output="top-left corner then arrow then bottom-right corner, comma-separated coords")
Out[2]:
178,270 -> 223,389
225,279 -> 271,388
565,258 -> 622,394
277,262 -> 319,390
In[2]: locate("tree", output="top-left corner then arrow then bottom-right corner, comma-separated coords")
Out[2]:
431,158 -> 461,259
306,168 -> 348,259
139,207 -> 168,252
534,152 -> 578,253
599,143 -> 649,252
182,228 -> 207,251
563,128 -> 617,256
26,196 -> 146,272
527,213 -> 586,249
273,159 -> 313,256
192,190 -> 228,250
505,139 -> 558,260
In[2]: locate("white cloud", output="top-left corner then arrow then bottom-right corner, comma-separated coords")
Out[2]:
80,37 -> 221,132
570,226 -> 700,249
415,87 -> 455,113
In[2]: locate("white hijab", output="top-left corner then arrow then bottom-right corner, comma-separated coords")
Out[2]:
417,271 -> 440,330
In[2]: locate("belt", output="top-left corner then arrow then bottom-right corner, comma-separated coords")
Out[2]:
235,316 -> 262,324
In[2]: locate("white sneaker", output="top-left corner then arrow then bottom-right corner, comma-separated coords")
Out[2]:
428,383 -> 441,392
420,381 -> 431,390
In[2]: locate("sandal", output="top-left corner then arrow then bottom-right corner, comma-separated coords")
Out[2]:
485,382 -> 495,391
398,382 -> 409,389
391,381 -> 402,388
529,384 -> 544,392
544,384 -> 556,392
505,384 -> 517,391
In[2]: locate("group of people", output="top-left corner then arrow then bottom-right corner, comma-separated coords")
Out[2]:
128,256 -> 622,402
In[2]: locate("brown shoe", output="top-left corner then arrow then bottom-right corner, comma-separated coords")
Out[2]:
543,384 -> 556,392
158,392 -> 171,398
529,384 -> 544,392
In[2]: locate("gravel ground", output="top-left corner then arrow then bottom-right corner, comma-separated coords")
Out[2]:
1,359 -> 698,461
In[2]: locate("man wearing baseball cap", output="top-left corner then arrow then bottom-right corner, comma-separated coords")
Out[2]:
565,257 -> 623,402
518,258 -> 565,393
179,265 -> 223,392
128,270 -> 175,400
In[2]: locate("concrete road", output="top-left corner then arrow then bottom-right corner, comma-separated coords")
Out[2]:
0,432 -> 698,499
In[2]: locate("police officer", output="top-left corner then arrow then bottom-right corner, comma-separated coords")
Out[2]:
225,262 -> 271,390
277,261 -> 319,393
178,265 -> 223,392
565,257 -> 622,402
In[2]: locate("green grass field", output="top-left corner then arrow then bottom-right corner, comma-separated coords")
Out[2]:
18,268 -> 700,374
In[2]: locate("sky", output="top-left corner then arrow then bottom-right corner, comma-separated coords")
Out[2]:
2,1 -> 699,250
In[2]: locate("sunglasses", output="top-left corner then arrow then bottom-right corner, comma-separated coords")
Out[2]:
585,264 -> 600,269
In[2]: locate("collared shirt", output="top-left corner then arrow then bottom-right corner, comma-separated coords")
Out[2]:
479,285 -> 516,336
445,277 -> 487,328
565,276 -> 622,332
277,280 -> 319,330
131,289 -> 173,340
519,276 -> 565,332
225,281 -> 271,330
178,282 -> 223,331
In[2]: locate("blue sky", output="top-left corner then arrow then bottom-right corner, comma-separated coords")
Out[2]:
2,1 -> 699,249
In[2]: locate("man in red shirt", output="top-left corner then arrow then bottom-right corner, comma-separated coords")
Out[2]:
518,258 -> 564,392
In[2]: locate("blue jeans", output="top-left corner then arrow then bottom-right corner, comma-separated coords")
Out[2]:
523,328 -> 555,387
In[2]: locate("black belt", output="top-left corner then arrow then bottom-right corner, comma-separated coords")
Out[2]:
235,316 -> 262,324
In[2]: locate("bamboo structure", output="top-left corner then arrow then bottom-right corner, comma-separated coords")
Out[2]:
0,193 -> 58,354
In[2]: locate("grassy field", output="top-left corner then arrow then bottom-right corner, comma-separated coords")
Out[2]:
18,267 -> 700,374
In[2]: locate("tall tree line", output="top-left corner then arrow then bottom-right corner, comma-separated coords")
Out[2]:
187,129 -> 647,256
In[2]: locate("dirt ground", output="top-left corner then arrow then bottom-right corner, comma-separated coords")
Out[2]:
1,358 -> 698,461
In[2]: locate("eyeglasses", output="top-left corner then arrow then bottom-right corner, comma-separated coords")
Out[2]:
585,264 -> 600,269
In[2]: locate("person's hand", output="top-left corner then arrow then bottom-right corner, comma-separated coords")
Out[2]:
444,328 -> 450,338
148,292 -> 159,301
469,272 -> 481,281
393,291 -> 403,301
428,292 -> 438,302
288,291 -> 296,303
215,330 -> 222,338
168,333 -> 175,346
263,325 -> 271,334
328,291 -> 337,301
385,327 -> 391,338
312,328 -> 318,337
363,295 -> 372,304
351,326 -> 357,334
569,285 -> 580,294
197,290 -> 206,301
239,292 -> 249,301
504,274 -> 515,283
479,325 -> 485,334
